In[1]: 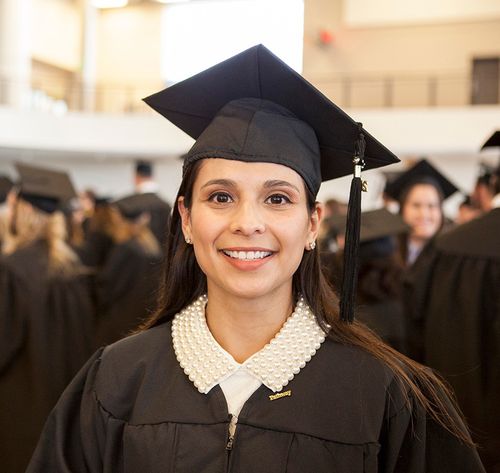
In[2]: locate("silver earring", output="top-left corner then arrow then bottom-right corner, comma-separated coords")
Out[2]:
185,236 -> 192,244
309,240 -> 316,250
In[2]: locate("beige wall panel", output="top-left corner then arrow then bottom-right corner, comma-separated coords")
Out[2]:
345,0 -> 500,27
304,0 -> 500,76
304,0 -> 500,106
96,4 -> 163,88
391,80 -> 430,108
31,0 -> 81,71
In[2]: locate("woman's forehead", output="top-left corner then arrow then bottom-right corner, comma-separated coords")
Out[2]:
195,158 -> 306,188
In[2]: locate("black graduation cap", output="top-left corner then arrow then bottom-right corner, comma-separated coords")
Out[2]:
144,44 -> 398,195
480,130 -> 500,150
384,159 -> 459,202
333,208 -> 409,260
0,176 -> 14,203
95,195 -> 112,207
16,163 -> 77,214
143,44 -> 400,323
331,208 -> 409,243
381,169 -> 404,197
114,194 -> 151,220
135,160 -> 153,177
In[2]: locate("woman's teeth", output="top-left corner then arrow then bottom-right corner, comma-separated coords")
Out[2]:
222,250 -> 272,261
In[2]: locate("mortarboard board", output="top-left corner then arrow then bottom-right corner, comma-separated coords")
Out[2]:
144,44 -> 398,196
333,208 -> 409,260
114,194 -> 155,221
95,196 -> 112,207
15,163 -> 77,214
143,44 -> 400,323
331,208 -> 409,244
0,176 -> 14,203
384,159 -> 458,202
480,130 -> 500,150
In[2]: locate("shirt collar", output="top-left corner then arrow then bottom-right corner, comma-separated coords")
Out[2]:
136,180 -> 160,194
172,295 -> 326,393
491,193 -> 500,209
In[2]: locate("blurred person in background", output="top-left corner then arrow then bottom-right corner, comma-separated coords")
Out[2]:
384,159 -> 458,266
471,164 -> 495,214
79,188 -> 97,238
455,194 -> 482,225
404,161 -> 500,472
323,209 -> 409,352
74,196 -> 115,269
317,198 -> 347,254
381,169 -> 403,214
0,176 -> 14,249
93,194 -> 163,348
0,164 -> 94,473
132,159 -> 172,248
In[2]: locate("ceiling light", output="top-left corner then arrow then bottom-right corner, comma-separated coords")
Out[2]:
154,0 -> 191,4
91,0 -> 128,8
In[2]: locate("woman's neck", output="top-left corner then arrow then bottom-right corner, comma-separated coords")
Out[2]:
204,286 -> 294,363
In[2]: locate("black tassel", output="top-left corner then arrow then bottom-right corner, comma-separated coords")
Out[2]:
339,125 -> 366,323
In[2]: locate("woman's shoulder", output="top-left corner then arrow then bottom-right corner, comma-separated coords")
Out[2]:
90,322 -> 177,420
0,241 -> 47,279
99,322 -> 174,372
317,337 -> 408,411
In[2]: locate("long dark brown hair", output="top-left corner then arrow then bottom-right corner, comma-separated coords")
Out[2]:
140,159 -> 473,445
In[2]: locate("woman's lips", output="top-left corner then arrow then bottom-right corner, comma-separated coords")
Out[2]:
219,248 -> 275,270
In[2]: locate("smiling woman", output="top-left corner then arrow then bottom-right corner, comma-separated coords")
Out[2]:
27,46 -> 485,473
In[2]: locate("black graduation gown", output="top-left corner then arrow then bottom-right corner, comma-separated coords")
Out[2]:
0,240 -> 95,473
356,299 -> 407,353
93,239 -> 162,348
28,321 -> 484,472
134,192 -> 171,248
76,229 -> 115,269
404,208 -> 500,472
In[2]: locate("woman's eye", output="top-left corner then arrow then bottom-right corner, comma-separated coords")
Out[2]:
266,194 -> 291,205
209,192 -> 232,204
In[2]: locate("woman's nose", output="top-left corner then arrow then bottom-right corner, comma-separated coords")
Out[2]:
229,201 -> 265,235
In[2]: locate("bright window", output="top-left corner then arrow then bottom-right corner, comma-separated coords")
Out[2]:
161,0 -> 304,84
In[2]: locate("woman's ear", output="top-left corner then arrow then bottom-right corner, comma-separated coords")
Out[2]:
306,202 -> 323,249
177,196 -> 191,240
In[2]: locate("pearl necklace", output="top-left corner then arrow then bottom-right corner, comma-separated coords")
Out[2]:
172,295 -> 326,393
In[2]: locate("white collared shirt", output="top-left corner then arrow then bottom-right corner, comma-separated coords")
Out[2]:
172,296 -> 326,432
136,180 -> 160,194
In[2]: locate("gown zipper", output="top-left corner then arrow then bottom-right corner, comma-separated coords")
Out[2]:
225,414 -> 237,471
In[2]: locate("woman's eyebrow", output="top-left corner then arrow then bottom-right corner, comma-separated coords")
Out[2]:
263,180 -> 300,193
200,179 -> 236,190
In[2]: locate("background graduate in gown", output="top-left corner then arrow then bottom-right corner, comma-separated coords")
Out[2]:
324,208 -> 409,352
404,141 -> 500,472
0,164 -> 94,473
93,194 -> 163,348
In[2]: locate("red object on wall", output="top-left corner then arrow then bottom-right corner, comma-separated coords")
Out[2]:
319,29 -> 334,46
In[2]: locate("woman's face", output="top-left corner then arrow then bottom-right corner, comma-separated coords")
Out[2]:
178,158 -> 321,302
401,183 -> 442,241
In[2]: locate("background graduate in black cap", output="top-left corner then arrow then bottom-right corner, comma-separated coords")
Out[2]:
0,164 -> 95,473
92,193 -> 163,349
404,138 -> 500,472
28,45 -> 484,473
127,159 -> 172,249
324,208 -> 410,353
384,159 -> 459,266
